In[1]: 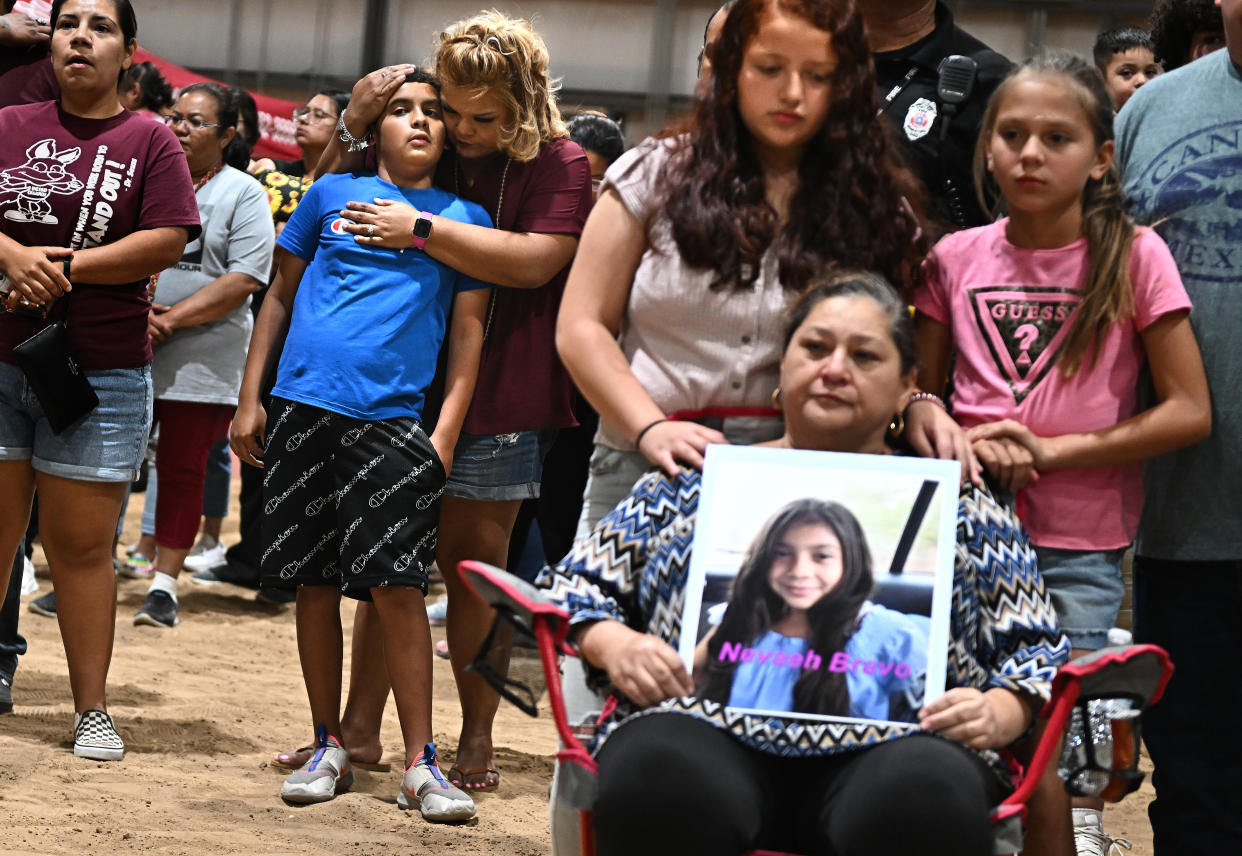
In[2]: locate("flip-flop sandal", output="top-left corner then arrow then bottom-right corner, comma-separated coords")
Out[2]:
447,765 -> 500,792
271,745 -> 392,773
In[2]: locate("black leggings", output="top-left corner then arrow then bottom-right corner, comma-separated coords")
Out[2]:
593,713 -> 1005,856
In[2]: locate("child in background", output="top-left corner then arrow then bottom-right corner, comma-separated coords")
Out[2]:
912,53 -> 1210,855
1092,27 -> 1161,111
230,69 -> 491,821
1149,0 -> 1227,70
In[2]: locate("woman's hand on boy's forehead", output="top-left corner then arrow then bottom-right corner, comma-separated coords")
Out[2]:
349,63 -> 420,126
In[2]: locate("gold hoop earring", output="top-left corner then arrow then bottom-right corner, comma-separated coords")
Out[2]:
771,387 -> 782,410
888,412 -> 905,438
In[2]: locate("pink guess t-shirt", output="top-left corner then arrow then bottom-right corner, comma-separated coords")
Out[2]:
914,220 -> 1191,550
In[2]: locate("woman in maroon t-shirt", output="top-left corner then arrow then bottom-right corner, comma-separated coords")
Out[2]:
0,0 -> 198,761
271,11 -> 593,790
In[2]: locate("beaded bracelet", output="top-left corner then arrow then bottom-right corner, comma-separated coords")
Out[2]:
634,418 -> 668,448
905,391 -> 946,412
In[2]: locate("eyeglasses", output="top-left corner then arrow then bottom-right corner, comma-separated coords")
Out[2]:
292,106 -> 336,123
163,113 -> 221,131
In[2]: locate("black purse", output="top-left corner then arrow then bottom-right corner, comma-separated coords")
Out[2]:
12,292 -> 99,435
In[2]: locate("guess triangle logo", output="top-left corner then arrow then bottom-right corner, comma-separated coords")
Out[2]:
968,286 -> 1080,403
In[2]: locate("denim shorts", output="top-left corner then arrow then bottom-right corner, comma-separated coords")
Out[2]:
1035,545 -> 1127,650
0,362 -> 152,483
444,429 -> 557,502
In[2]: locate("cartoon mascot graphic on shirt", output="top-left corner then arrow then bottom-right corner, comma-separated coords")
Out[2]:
0,139 -> 85,225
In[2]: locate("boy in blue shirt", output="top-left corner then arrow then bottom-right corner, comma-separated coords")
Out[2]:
230,69 -> 490,821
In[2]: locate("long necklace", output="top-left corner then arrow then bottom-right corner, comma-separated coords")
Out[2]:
455,153 -> 511,340
148,161 -> 225,297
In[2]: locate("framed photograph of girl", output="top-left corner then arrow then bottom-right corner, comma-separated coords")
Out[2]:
681,445 -> 960,728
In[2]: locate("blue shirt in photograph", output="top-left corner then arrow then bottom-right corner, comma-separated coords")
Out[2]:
726,603 -> 929,720
273,172 -> 492,420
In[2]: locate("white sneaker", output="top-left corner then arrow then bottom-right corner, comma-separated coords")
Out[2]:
426,595 -> 448,626
1072,808 -> 1132,856
20,556 -> 37,596
1106,627 -> 1133,646
397,742 -> 476,821
280,730 -> 354,804
183,538 -> 227,573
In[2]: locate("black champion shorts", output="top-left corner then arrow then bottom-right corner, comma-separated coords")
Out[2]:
260,398 -> 445,600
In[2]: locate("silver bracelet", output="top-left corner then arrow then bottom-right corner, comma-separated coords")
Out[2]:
336,110 -> 371,152
905,391 -> 946,412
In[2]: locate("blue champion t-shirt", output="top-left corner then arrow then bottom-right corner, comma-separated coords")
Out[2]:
273,172 -> 492,420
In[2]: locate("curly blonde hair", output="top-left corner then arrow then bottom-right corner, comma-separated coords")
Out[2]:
434,10 -> 568,162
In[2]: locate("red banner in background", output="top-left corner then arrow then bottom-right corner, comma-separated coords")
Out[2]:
133,47 -> 303,162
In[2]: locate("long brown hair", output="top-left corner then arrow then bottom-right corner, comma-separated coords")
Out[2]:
973,53 -> 1135,377
661,0 -> 927,294
699,498 -> 874,716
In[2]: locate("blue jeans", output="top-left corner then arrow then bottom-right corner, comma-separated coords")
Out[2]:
1034,546 -> 1126,649
1134,556 -> 1242,855
444,429 -> 558,502
0,363 -> 152,482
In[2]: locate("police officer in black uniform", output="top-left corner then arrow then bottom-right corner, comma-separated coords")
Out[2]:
864,0 -> 1011,230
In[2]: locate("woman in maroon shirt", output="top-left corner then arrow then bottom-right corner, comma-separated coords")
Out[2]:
0,0 -> 197,761
270,11 -> 593,790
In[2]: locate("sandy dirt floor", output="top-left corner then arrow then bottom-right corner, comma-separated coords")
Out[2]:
1,471 -> 1156,854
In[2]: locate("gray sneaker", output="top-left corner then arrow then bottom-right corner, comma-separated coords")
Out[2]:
73,709 -> 124,761
133,590 -> 179,628
27,590 -> 56,618
397,742 -> 476,822
280,728 -> 354,804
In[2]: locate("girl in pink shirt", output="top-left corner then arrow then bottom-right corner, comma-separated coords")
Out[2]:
912,53 -> 1210,654
911,55 -> 1211,851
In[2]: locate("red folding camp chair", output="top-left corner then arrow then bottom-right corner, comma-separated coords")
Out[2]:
460,560 -> 1172,856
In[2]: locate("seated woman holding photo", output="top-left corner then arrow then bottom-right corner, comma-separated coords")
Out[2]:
696,497 -> 926,722
537,272 -> 1070,856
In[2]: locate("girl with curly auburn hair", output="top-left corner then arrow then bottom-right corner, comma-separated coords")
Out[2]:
669,0 -> 925,294
557,0 -> 927,538
276,11 -> 594,794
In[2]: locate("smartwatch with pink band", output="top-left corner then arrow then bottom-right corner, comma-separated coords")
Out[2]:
410,211 -> 434,249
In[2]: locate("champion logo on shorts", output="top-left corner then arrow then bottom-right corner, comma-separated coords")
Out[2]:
391,423 -> 420,448
350,517 -> 409,575
415,484 -> 446,511
904,98 -> 937,141
395,528 -> 437,573
342,423 -> 373,447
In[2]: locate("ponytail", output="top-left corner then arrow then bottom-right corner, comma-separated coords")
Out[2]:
222,135 -> 252,171
1061,167 -> 1134,377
